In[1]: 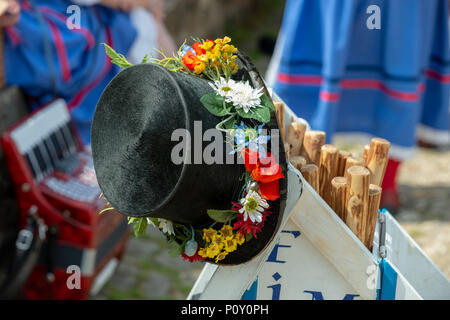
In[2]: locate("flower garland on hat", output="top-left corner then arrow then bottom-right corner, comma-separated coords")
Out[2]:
102,37 -> 284,263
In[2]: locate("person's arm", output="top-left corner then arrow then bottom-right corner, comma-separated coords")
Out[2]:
134,0 -> 165,22
71,0 -> 137,12
0,0 -> 20,28
70,0 -> 101,5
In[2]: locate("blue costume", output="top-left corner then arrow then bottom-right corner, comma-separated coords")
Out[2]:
272,0 -> 449,159
3,0 -> 137,144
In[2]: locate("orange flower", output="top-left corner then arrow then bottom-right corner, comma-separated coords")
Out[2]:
192,40 -> 214,56
182,51 -> 199,72
243,149 -> 284,201
192,41 -> 206,55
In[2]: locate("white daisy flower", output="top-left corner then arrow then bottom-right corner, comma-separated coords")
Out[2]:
209,77 -> 263,113
239,190 -> 269,223
146,218 -> 157,228
225,81 -> 263,114
209,77 -> 237,98
157,219 -> 175,236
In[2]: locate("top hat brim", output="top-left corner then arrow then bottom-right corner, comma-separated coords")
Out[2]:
212,52 -> 288,265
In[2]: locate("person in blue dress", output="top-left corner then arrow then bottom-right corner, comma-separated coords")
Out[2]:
1,0 -> 175,145
267,0 -> 450,212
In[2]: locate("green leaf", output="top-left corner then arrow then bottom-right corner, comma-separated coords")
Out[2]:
236,105 -> 271,123
260,94 -> 275,111
200,93 -> 230,117
168,239 -> 184,257
223,115 -> 237,130
132,218 -> 148,237
141,54 -> 149,64
245,232 -> 253,242
147,217 -> 159,226
206,209 -> 237,223
127,217 -> 137,224
103,43 -> 132,69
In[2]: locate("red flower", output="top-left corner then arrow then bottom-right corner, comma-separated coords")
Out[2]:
243,149 -> 284,201
231,202 -> 272,238
181,246 -> 206,262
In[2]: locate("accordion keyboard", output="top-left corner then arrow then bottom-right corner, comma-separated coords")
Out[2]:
9,99 -> 100,203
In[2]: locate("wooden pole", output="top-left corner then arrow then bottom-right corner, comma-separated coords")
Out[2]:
274,101 -> 285,144
366,138 -> 390,186
302,130 -> 326,166
331,176 -> 347,221
284,142 -> 290,160
345,165 -> 370,244
300,164 -> 319,192
337,150 -> 351,177
343,156 -> 365,179
289,156 -> 306,171
364,184 -> 382,250
286,122 -> 307,157
318,144 -> 339,205
362,145 -> 370,165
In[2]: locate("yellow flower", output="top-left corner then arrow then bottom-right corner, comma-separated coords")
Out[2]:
214,36 -> 231,49
202,40 -> 214,51
230,61 -> 238,74
215,250 -> 228,263
223,44 -> 237,53
220,225 -> 233,238
215,38 -> 224,47
197,54 -> 208,62
203,228 -> 217,242
198,247 -> 208,258
194,61 -> 206,74
235,232 -> 245,245
206,243 -> 222,258
206,48 -> 221,62
211,233 -> 224,250
223,237 -> 238,253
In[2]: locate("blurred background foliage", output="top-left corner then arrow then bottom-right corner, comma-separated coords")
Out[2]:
165,0 -> 286,71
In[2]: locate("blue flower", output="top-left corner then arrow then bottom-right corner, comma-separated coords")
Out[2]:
180,44 -> 196,57
230,122 -> 270,157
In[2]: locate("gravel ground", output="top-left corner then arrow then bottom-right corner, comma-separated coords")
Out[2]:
396,148 -> 450,279
91,146 -> 449,300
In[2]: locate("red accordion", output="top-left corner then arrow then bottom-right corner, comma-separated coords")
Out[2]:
1,99 -> 129,299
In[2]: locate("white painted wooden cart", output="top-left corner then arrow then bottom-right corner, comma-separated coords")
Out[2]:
187,98 -> 450,300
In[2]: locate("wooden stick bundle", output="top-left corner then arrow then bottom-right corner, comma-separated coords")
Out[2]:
272,100 -> 390,251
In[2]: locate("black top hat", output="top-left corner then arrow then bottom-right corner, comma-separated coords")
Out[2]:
91,47 -> 287,265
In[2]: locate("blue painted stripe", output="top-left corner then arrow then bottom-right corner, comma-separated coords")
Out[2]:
379,259 -> 398,300
241,278 -> 258,300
